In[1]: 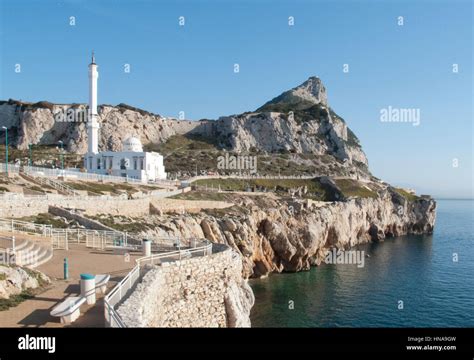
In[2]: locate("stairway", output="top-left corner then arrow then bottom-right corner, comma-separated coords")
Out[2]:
14,239 -> 54,268
20,172 -> 79,196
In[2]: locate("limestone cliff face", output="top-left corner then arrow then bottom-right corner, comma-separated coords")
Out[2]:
128,190 -> 436,279
0,77 -> 368,170
0,101 -> 202,153
215,77 -> 368,166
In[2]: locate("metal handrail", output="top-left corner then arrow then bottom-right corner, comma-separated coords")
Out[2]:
0,235 -> 15,252
103,240 -> 213,328
0,218 -> 52,237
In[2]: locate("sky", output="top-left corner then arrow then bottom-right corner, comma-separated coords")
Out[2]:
0,0 -> 472,198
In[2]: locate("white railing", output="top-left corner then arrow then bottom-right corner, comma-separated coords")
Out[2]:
104,240 -> 213,328
0,235 -> 15,252
21,165 -> 179,187
186,173 -> 319,183
0,163 -> 20,173
23,173 -> 79,196
0,218 -> 52,237
0,218 -> 129,251
50,228 -> 128,250
22,165 -> 145,184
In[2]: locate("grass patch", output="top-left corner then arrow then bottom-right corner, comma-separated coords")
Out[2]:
0,144 -> 83,169
0,289 -> 36,311
67,181 -> 134,195
393,188 -> 420,202
87,215 -> 150,233
171,191 -> 233,202
19,213 -> 69,228
334,179 -> 378,199
29,185 -> 46,193
0,273 -> 6,281
193,178 -> 330,200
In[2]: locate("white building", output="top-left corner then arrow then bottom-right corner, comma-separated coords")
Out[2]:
83,53 -> 166,182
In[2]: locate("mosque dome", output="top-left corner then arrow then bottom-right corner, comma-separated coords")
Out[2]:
122,137 -> 143,152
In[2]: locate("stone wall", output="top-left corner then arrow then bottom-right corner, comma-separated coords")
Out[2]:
0,196 -> 151,218
149,198 -> 233,214
117,244 -> 254,327
0,188 -> 190,218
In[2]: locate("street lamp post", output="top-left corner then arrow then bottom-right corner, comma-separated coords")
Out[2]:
58,141 -> 64,170
1,126 -> 7,174
28,143 -> 32,167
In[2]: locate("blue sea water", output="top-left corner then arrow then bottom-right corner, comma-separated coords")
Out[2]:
250,200 -> 474,327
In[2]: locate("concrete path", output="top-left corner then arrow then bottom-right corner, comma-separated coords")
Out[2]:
0,243 -> 141,327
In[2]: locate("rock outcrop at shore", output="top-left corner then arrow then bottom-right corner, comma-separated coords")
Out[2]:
120,189 -> 436,279
0,265 -> 50,299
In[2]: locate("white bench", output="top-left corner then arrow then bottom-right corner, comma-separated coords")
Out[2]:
50,296 -> 86,324
95,274 -> 110,294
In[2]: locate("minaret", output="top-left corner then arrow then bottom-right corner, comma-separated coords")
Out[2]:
87,51 -> 100,154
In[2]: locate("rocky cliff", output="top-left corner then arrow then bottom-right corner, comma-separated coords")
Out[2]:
0,77 -> 368,174
0,100 -> 203,154
214,77 -> 368,167
97,186 -> 436,279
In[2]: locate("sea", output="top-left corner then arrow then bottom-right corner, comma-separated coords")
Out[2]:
250,199 -> 474,327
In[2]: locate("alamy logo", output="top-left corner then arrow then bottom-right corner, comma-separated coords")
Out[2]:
18,334 -> 56,353
54,107 -> 89,123
380,106 -> 420,126
217,153 -> 257,174
325,249 -> 365,268
1,251 -> 38,267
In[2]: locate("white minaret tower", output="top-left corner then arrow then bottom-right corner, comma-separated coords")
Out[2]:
87,51 -> 100,154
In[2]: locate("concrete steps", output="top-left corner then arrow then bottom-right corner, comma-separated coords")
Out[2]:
15,239 -> 53,268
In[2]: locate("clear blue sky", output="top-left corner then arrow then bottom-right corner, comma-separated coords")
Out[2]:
0,0 -> 472,198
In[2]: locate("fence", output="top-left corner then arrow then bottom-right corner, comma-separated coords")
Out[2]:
0,218 -> 52,237
22,165 -> 179,187
186,173 -> 319,183
23,173 -> 79,196
0,218 -> 129,251
104,240 -> 213,328
22,165 -> 146,184
0,235 -> 15,252
0,163 -> 20,174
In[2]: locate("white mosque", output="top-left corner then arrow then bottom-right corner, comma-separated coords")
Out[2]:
83,53 -> 167,182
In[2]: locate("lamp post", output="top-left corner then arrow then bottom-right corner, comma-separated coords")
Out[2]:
28,143 -> 32,167
1,126 -> 7,174
58,140 -> 64,170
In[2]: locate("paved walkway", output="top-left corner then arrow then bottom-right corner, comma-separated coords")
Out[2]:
0,243 -> 141,327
